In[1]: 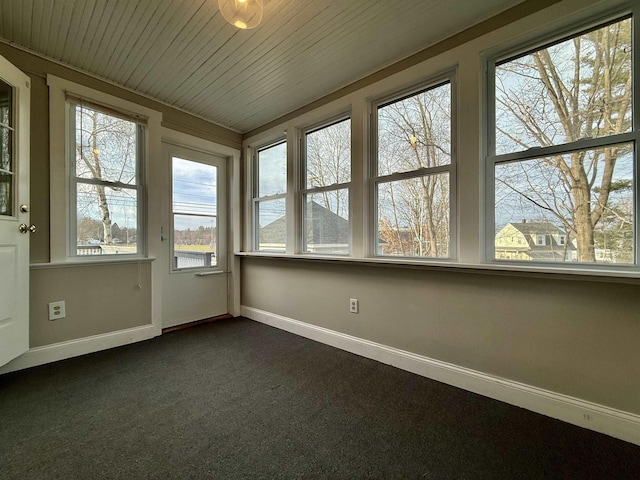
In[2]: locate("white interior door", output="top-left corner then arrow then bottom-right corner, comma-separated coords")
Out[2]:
0,55 -> 30,366
160,141 -> 228,328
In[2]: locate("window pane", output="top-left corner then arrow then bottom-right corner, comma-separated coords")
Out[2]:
258,141 -> 286,197
377,174 -> 450,258
173,214 -> 217,268
257,198 -> 286,252
0,172 -> 12,216
495,144 -> 634,264
304,190 -> 349,254
378,82 -> 451,176
74,104 -> 138,185
306,118 -> 351,188
0,82 -> 12,216
0,79 -> 11,127
76,183 -> 138,255
0,126 -> 11,172
495,18 -> 632,155
172,157 -> 217,269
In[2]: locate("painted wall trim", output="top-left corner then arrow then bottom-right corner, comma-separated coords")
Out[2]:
241,306 -> 640,447
0,324 -> 158,375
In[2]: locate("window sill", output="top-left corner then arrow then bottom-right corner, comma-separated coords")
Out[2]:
31,257 -> 156,269
234,251 -> 640,284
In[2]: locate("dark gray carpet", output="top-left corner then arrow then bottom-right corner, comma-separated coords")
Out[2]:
1,317 -> 639,479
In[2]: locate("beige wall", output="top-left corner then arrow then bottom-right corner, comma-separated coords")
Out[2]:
242,258 -> 640,415
30,263 -> 151,347
0,42 -> 240,348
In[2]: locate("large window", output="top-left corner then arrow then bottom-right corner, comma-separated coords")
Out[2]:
302,117 -> 351,254
373,75 -> 455,259
489,16 -> 636,265
253,140 -> 287,252
69,100 -> 145,257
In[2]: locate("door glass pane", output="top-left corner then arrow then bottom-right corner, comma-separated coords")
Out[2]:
0,79 -> 11,127
172,157 -> 218,269
0,80 -> 13,217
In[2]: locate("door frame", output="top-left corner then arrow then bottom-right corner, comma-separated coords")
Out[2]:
155,128 -> 241,320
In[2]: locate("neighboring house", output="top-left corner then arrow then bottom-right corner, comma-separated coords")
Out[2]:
494,220 -> 577,262
260,201 -> 349,254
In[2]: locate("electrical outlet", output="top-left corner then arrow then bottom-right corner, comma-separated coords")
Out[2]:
349,298 -> 359,314
48,301 -> 66,320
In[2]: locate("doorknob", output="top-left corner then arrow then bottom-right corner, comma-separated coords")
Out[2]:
19,204 -> 29,213
18,223 -> 36,234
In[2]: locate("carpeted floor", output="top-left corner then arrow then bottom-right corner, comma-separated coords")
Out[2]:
1,317 -> 639,479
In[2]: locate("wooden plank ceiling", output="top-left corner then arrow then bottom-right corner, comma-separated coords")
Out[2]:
0,0 -> 523,133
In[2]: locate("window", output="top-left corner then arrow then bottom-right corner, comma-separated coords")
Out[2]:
254,140 -> 287,252
172,157 -> 218,269
70,100 -> 145,257
48,75 -> 161,262
489,16 -> 635,265
373,75 -> 455,258
301,117 -> 351,254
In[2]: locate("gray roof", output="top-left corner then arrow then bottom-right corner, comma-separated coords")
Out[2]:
502,221 -> 576,253
509,222 -> 565,235
260,201 -> 349,245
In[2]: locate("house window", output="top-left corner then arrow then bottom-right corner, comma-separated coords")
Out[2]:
302,117 -> 351,254
373,74 -> 455,258
489,16 -> 635,265
69,100 -> 145,257
536,235 -> 545,246
254,140 -> 287,252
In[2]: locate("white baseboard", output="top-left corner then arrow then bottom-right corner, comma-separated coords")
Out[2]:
242,306 -> 640,447
0,324 -> 159,375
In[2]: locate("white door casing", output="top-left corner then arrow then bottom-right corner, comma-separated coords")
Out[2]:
0,55 -> 30,367
159,137 -> 230,328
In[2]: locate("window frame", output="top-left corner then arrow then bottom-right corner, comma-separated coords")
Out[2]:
47,75 -> 162,263
252,137 -> 288,252
370,70 -> 458,261
299,114 -> 352,256
485,11 -> 639,270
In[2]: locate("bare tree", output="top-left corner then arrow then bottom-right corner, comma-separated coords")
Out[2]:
377,83 -> 451,257
306,119 -> 350,218
75,106 -> 137,244
495,19 -> 632,262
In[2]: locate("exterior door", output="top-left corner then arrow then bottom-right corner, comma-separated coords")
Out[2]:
160,141 -> 228,328
0,56 -> 30,366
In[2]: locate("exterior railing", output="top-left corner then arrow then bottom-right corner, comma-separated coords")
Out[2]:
174,250 -> 216,269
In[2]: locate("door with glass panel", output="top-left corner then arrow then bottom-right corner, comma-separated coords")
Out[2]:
0,55 -> 30,367
160,142 -> 227,328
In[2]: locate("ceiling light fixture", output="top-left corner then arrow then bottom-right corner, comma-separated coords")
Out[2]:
218,0 -> 263,30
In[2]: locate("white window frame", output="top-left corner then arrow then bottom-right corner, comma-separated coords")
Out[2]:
299,114 -> 352,256
370,70 -> 458,260
48,75 -> 162,263
485,10 -> 639,270
252,138 -> 287,252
